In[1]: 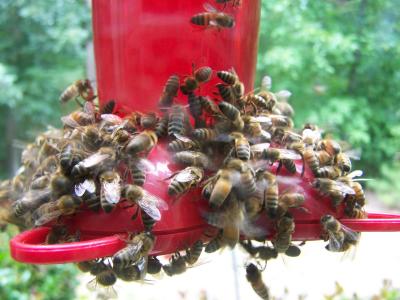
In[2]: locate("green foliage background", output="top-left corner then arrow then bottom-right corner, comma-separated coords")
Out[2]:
0,0 -> 398,299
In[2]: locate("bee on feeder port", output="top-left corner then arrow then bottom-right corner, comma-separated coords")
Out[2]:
184,240 -> 204,265
87,261 -> 118,299
163,252 -> 187,276
167,166 -> 204,197
99,170 -> 121,213
125,130 -> 158,156
147,256 -> 163,275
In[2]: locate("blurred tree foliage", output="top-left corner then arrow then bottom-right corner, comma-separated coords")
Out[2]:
257,0 -> 400,205
0,227 -> 78,300
0,0 -> 90,178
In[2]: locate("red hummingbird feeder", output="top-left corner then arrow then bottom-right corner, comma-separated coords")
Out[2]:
9,0 -> 400,265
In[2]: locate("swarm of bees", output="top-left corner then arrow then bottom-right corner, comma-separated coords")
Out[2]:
0,66 -> 368,299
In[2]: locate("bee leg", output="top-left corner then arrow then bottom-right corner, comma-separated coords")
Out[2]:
131,206 -> 140,220
301,155 -> 306,177
74,97 -> 84,107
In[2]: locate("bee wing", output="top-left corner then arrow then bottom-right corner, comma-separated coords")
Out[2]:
302,128 -> 322,143
250,143 -> 270,153
86,278 -> 98,291
102,178 -> 121,204
341,225 -> 360,244
240,218 -> 268,239
327,232 -> 343,252
81,152 -> 110,168
101,114 -> 123,125
75,179 -> 96,196
203,2 -> 218,12
254,116 -> 272,125
276,175 -> 302,186
83,101 -> 96,117
277,149 -> 302,160
261,75 -> 272,90
175,168 -> 198,183
345,148 -> 361,160
61,115 -> 80,128
138,191 -> 168,221
347,170 -> 363,179
332,181 -> 356,195
174,133 -> 192,143
275,90 -> 292,102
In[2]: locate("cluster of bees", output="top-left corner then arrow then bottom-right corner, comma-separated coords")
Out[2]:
0,64 -> 367,299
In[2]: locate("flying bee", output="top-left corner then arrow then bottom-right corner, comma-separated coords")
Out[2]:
256,170 -> 278,218
173,151 -> 211,169
216,0 -> 241,9
99,170 -> 121,213
71,147 -> 116,178
59,79 -> 95,103
191,3 -> 235,29
313,178 -> 355,208
216,83 -> 236,104
317,139 -> 341,156
320,214 -> 360,252
245,263 -> 270,300
12,189 -> 52,218
122,184 -> 168,224
168,105 -> 187,136
185,240 -> 204,265
168,134 -> 201,152
273,214 -> 295,254
112,232 -> 155,270
140,112 -> 158,129
163,252 -> 187,276
335,152 -> 352,174
125,130 -> 158,156
33,195 -> 83,226
159,75 -> 179,109
87,262 -> 117,299
218,101 -> 244,130
155,113 -> 169,138
230,132 -> 250,161
167,166 -> 204,197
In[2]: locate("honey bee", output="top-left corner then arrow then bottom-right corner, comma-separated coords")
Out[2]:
33,195 -> 83,226
313,178 -> 355,207
338,170 -> 366,207
87,261 -> 117,299
139,112 -> 158,129
320,215 -> 360,252
100,99 -> 116,114
71,147 -> 116,178
194,66 -> 213,83
316,166 -> 341,179
335,152 -> 352,174
12,189 -> 52,217
303,146 -> 320,177
185,240 -> 204,265
216,83 -> 236,104
168,134 -> 201,152
61,110 -> 95,129
173,151 -> 211,169
188,93 -> 203,120
78,125 -> 103,152
114,264 -> 140,282
316,150 -> 334,166
317,139 -> 341,156
216,0 -> 241,9
244,195 -> 264,220
122,184 -> 168,224
155,113 -> 169,138
59,141 -> 86,176
206,168 -> 239,208
59,79 -> 95,103
245,263 -> 270,300
125,130 -> 158,156
147,256 -> 163,275
192,128 -> 218,141
112,232 -> 154,270
218,101 -> 244,130
256,170 -> 278,218
126,158 -> 151,187
30,174 -> 51,190
76,260 -> 97,273
199,96 -> 221,116
168,105 -> 187,136
163,252 -> 187,276
273,214 -> 295,254
217,69 -> 238,85
205,230 -> 225,253
45,225 -> 69,244
257,245 -> 279,261
168,166 -> 204,197
159,75 -> 179,109
50,173 -> 73,198
277,193 -> 306,217
182,65 -> 213,93
99,170 -> 121,213
260,148 -> 302,170
191,3 -> 235,29
230,132 -> 250,161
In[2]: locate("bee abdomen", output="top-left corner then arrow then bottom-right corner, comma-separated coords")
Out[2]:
216,83 -> 235,104
236,144 -> 251,161
217,71 -> 236,85
141,210 -> 156,232
131,166 -> 146,186
155,114 -> 169,138
193,128 -> 217,141
251,282 -> 270,300
168,180 -> 189,196
83,193 -> 100,212
282,159 -> 296,174
190,13 -> 210,26
188,93 -> 203,119
185,240 -> 203,265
